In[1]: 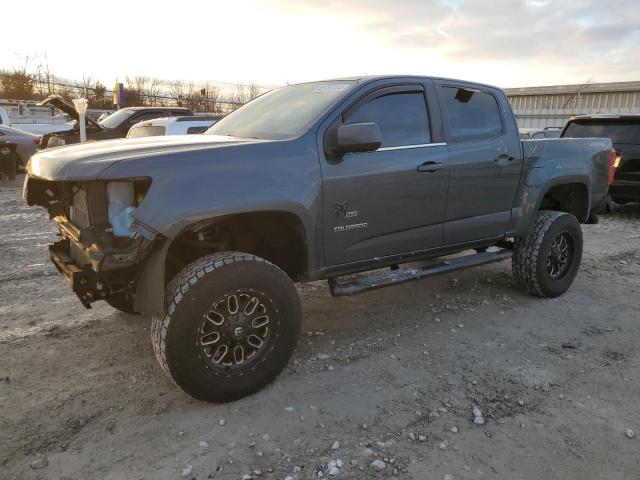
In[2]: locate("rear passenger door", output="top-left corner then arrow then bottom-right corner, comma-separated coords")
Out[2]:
436,84 -> 522,244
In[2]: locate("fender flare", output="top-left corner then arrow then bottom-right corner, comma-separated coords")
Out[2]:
133,208 -> 314,315
133,238 -> 170,315
511,176 -> 591,235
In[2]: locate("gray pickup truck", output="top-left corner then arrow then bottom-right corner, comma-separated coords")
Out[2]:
24,75 -> 615,402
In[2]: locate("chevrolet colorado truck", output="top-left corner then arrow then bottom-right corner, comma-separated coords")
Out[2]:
24,76 -> 615,402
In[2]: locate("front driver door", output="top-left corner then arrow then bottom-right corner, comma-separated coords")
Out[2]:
320,84 -> 450,266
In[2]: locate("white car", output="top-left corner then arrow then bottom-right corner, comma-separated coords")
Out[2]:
0,125 -> 41,168
126,116 -> 220,138
0,105 -> 74,136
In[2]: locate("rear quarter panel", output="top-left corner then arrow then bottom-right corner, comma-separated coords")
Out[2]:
508,137 -> 612,233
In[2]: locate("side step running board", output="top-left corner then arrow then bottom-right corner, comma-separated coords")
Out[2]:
328,249 -> 512,297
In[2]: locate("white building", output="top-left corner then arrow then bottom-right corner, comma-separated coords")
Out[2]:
504,81 -> 640,129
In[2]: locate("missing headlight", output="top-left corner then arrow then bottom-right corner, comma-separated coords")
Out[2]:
107,182 -> 137,237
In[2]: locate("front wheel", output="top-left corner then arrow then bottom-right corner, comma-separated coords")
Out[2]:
512,210 -> 583,298
151,252 -> 301,402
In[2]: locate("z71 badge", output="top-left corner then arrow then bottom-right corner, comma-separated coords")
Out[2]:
334,201 -> 358,219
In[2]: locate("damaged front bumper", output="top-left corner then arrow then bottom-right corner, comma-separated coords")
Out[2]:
49,239 -> 101,308
24,175 -> 156,308
48,229 -> 154,308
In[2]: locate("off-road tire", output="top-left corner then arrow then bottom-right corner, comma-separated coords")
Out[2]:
151,252 -> 301,402
512,210 -> 583,298
105,292 -> 139,315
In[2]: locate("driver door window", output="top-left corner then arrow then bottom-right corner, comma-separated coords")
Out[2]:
344,92 -> 431,147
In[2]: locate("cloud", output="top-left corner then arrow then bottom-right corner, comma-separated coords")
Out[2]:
3,0 -> 638,87
270,0 -> 640,84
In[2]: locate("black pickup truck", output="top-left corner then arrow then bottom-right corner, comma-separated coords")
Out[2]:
562,114 -> 640,204
24,75 -> 614,402
37,95 -> 193,148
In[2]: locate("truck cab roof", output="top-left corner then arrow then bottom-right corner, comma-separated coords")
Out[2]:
319,75 -> 503,92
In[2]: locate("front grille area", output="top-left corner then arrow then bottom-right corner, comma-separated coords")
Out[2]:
70,187 -> 90,229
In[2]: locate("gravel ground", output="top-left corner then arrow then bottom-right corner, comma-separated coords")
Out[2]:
1,175 -> 639,479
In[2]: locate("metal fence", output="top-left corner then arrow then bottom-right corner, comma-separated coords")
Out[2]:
505,81 -> 640,129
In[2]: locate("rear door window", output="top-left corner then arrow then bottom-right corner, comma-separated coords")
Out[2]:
187,126 -> 208,134
344,92 -> 431,147
440,87 -> 503,142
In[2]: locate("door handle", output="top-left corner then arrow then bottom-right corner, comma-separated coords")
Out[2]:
494,154 -> 514,165
417,161 -> 444,173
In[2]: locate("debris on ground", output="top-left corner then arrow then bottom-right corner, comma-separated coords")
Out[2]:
30,458 -> 48,469
472,406 -> 485,425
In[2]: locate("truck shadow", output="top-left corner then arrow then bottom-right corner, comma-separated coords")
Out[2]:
607,201 -> 640,219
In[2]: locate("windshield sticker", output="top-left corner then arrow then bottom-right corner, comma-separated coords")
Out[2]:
312,84 -> 351,93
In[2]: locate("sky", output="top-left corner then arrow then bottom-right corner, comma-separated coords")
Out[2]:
2,0 -> 639,90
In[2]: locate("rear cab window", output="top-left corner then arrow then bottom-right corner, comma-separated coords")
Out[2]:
187,126 -> 208,134
563,121 -> 640,144
439,86 -> 503,142
344,91 -> 431,147
127,125 -> 166,138
131,112 -> 168,124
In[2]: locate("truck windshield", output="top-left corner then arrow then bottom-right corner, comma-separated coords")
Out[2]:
563,121 -> 640,145
99,110 -> 135,129
206,81 -> 356,140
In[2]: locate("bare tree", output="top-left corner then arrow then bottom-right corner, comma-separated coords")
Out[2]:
0,55 -> 269,112
247,83 -> 262,101
202,82 -> 221,113
168,79 -> 187,107
146,77 -> 165,106
33,54 -> 55,98
80,76 -> 95,98
0,58 -> 35,100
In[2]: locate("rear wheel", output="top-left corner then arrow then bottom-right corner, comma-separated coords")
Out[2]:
512,210 -> 583,297
151,252 -> 301,402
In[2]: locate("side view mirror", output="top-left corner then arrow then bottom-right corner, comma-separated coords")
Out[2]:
335,122 -> 382,154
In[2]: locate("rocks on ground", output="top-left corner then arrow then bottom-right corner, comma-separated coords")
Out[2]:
30,458 -> 48,469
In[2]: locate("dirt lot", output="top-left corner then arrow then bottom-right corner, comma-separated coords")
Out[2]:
1,175 -> 639,480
